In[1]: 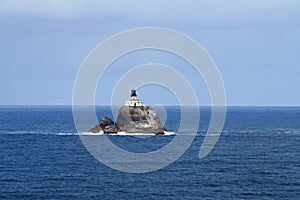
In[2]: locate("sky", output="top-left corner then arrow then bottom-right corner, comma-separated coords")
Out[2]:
0,0 -> 300,106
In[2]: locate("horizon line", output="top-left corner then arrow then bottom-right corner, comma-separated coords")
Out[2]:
0,104 -> 300,107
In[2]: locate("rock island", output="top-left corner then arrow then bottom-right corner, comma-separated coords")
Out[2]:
89,89 -> 166,135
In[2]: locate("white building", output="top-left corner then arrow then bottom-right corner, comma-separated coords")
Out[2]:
124,89 -> 144,107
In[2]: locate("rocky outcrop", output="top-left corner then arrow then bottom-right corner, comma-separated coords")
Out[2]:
116,106 -> 164,133
89,116 -> 119,133
89,106 -> 166,134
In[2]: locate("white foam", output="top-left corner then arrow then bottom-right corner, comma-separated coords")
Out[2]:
163,131 -> 176,136
78,131 -> 104,135
55,132 -> 79,136
76,130 -> 175,136
5,131 -> 40,135
2,130 -> 176,136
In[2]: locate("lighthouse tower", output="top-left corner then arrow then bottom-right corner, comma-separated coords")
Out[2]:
124,89 -> 144,107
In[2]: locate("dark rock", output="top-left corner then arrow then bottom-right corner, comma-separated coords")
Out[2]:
89,127 -> 101,133
88,116 -> 119,133
88,123 -> 102,133
156,127 -> 167,135
116,106 -> 164,133
99,116 -> 114,128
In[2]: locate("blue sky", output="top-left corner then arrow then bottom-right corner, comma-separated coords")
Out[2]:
0,0 -> 300,106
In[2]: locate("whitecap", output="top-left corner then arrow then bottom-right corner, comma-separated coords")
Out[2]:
55,132 -> 79,136
78,131 -> 104,135
163,131 -> 176,136
75,131 -> 175,136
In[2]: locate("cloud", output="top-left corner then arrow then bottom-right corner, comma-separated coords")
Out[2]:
1,0 -> 300,26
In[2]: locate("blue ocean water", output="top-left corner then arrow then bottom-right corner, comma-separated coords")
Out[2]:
0,106 -> 300,199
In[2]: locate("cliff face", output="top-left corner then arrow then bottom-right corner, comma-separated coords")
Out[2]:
89,105 -> 165,134
116,106 -> 163,133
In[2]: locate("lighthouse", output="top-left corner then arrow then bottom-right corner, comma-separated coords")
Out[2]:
124,89 -> 144,107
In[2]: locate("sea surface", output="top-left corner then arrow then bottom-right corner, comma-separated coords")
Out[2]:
0,106 -> 300,199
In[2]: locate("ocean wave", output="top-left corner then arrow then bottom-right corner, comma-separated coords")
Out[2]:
163,131 -> 176,136
55,132 -> 80,136
3,129 -> 300,136
2,131 -> 42,135
77,131 -> 176,136
1,130 -> 176,136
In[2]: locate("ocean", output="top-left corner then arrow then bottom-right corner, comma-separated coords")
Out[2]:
0,106 -> 299,199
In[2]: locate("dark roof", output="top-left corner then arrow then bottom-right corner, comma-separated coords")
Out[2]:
130,89 -> 137,97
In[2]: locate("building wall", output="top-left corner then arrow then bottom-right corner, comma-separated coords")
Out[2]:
125,100 -> 144,107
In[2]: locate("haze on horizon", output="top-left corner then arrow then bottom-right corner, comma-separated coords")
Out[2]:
0,0 -> 299,106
